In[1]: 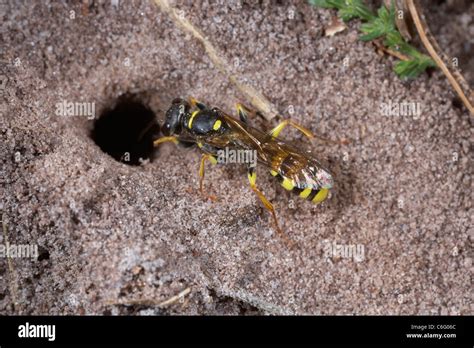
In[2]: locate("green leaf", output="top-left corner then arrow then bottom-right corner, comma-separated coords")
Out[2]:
326,0 -> 346,8
309,0 -> 437,79
339,6 -> 360,21
308,0 -> 330,8
353,2 -> 376,21
383,31 -> 404,48
308,0 -> 344,9
309,0 -> 374,21
360,23 -> 386,41
340,0 -> 375,21
394,58 -> 435,79
359,4 -> 396,41
377,2 -> 393,24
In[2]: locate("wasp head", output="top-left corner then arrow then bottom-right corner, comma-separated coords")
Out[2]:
162,98 -> 189,136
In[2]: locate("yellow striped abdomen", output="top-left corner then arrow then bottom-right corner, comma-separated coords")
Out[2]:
270,170 -> 330,204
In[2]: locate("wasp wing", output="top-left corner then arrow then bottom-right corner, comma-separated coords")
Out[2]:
203,111 -> 331,190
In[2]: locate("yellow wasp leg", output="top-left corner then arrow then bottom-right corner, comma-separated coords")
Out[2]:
199,153 -> 218,201
269,119 -> 315,139
247,168 -> 295,247
153,136 -> 179,147
271,119 -> 349,145
234,103 -> 347,144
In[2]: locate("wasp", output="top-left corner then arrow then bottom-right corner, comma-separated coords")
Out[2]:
154,97 -> 334,246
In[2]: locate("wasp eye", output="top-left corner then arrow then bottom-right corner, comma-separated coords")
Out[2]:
161,122 -> 171,136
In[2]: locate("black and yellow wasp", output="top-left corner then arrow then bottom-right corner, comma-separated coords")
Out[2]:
154,97 -> 334,245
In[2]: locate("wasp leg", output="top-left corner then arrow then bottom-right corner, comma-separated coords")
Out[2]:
153,136 -> 180,147
199,153 -> 218,201
154,136 -> 197,149
247,167 -> 294,247
271,120 -> 350,144
269,119 -> 315,139
188,97 -> 208,110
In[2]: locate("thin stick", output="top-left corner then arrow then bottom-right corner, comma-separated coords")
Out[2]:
158,287 -> 191,307
104,287 -> 191,307
373,40 -> 411,61
153,0 -> 279,120
406,0 -> 473,116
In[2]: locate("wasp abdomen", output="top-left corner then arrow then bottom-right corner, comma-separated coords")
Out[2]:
269,170 -> 329,204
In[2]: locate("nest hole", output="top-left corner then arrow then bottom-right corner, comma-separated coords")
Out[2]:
91,96 -> 160,165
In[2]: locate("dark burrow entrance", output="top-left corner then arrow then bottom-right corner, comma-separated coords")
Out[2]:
91,95 -> 160,165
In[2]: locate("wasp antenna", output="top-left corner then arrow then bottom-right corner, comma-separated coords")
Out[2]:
189,97 -> 207,110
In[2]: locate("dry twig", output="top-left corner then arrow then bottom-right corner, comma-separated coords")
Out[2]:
104,287 -> 192,308
154,0 -> 279,120
405,0 -> 474,115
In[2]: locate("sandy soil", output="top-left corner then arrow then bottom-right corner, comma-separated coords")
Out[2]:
0,0 -> 472,315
